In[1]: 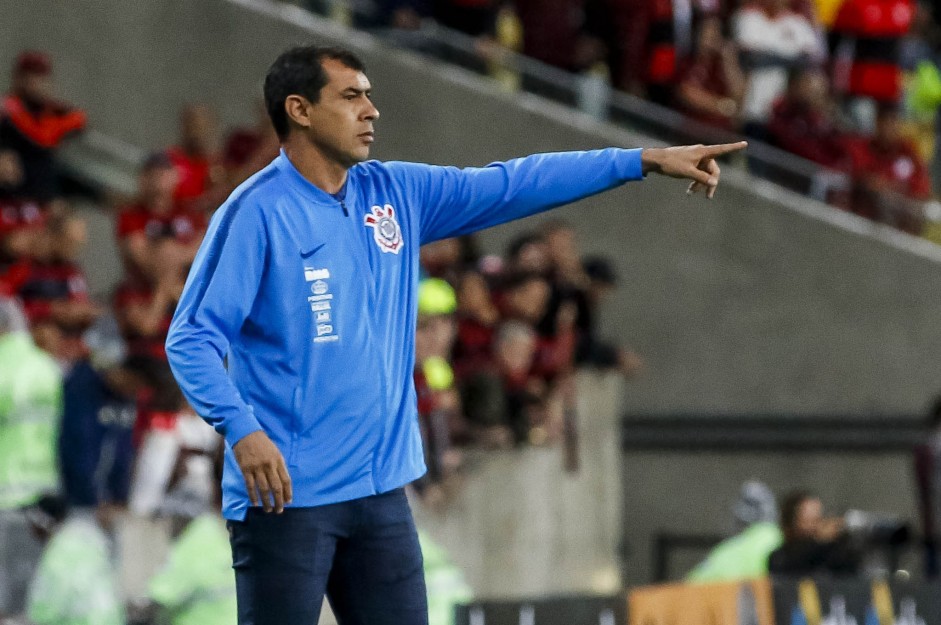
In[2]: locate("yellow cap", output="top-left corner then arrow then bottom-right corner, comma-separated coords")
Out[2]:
422,356 -> 454,390
417,278 -> 456,316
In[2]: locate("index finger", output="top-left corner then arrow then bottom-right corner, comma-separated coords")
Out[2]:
700,141 -> 748,158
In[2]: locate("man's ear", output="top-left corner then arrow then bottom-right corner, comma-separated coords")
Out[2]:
284,95 -> 313,132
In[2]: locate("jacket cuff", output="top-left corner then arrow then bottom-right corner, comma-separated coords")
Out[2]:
222,412 -> 264,449
620,148 -> 645,181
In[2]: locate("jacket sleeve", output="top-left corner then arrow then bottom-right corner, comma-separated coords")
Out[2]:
165,200 -> 268,448
389,148 -> 644,244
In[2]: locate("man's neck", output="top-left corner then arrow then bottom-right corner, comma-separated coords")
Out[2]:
282,135 -> 349,195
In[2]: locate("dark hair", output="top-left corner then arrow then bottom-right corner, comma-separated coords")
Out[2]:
780,490 -> 815,535
264,45 -> 366,140
583,255 -> 617,285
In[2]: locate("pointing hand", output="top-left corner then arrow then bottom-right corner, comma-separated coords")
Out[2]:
641,141 -> 748,199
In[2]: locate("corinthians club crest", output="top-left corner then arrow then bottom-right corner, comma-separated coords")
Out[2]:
364,204 -> 403,254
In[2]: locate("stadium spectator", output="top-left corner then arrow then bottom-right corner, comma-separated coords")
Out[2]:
222,102 -> 280,189
900,3 -> 941,176
166,103 -> 224,211
846,103 -> 931,231
59,355 -> 162,514
536,222 -> 588,363
453,270 -> 500,380
494,257 -> 577,388
0,297 -> 61,619
0,51 -> 86,201
504,232 -> 551,276
117,152 -> 205,283
676,15 -> 746,130
414,279 -> 465,496
687,480 -> 783,583
129,403 -> 216,517
767,490 -> 862,577
0,149 -> 45,296
542,220 -> 586,290
498,271 -> 552,327
830,0 -> 914,106
460,320 -> 541,445
512,0 -> 606,74
767,68 -> 849,168
23,494 -> 124,625
575,256 -> 644,376
0,149 -> 47,231
17,214 -> 100,362
112,275 -> 182,361
603,0 -> 671,100
733,0 -> 826,141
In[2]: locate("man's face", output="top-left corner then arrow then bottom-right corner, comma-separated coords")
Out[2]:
792,497 -> 823,540
140,165 -> 178,208
507,278 -> 550,323
300,59 -> 379,167
14,72 -> 52,105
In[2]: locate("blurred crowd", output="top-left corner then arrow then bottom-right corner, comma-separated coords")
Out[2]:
0,45 -> 631,624
413,226 -> 642,499
302,0 -> 941,238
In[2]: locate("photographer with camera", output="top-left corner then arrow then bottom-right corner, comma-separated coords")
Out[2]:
768,491 -> 863,577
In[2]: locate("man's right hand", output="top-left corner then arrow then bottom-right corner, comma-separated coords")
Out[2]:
233,430 -> 293,514
641,142 -> 748,199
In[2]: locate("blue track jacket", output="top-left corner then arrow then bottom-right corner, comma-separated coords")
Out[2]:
166,148 -> 643,520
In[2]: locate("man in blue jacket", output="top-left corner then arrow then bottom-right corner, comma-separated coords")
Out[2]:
165,45 -> 746,624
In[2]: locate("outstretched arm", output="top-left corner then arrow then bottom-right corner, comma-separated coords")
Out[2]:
396,142 -> 746,244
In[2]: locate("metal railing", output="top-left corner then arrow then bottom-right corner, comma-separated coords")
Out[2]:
283,0 -> 851,203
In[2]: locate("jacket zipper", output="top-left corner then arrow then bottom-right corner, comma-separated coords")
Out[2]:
338,195 -> 388,492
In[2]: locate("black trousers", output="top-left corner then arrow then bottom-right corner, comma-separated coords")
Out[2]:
228,488 -> 428,625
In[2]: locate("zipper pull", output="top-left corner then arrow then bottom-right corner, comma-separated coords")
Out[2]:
339,199 -> 349,217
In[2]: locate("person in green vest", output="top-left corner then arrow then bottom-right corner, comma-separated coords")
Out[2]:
0,297 -> 63,618
132,450 -> 237,625
24,493 -> 124,625
419,530 -> 473,625
0,295 -> 62,510
686,480 -> 783,583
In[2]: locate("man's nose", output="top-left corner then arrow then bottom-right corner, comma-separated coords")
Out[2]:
364,102 -> 379,121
